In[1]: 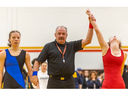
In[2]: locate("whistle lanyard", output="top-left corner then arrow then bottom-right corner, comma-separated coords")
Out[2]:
56,43 -> 66,63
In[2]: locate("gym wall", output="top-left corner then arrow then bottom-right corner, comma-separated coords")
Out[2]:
0,7 -> 128,70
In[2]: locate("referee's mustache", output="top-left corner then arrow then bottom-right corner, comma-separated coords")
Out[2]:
59,37 -> 64,40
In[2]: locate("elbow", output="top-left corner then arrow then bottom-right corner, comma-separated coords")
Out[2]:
86,40 -> 91,45
88,40 -> 92,44
82,39 -> 92,48
82,41 -> 91,48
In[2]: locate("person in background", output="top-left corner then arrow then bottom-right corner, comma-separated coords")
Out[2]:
31,58 -> 37,68
22,67 -> 27,88
22,67 -> 34,89
122,57 -> 128,88
97,70 -> 104,84
86,71 -> 102,89
73,70 -> 83,89
82,70 -> 89,89
77,68 -> 83,77
36,62 -> 49,89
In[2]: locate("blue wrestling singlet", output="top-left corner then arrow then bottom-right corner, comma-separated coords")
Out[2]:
2,49 -> 26,89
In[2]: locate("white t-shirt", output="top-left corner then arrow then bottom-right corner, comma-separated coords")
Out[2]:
37,70 -> 49,89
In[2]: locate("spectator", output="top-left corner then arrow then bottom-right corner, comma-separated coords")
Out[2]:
22,67 -> 34,89
26,73 -> 34,89
31,58 -> 37,68
77,68 -> 83,77
82,70 -> 89,89
22,68 -> 27,88
122,58 -> 128,88
97,70 -> 104,84
86,71 -> 102,89
73,70 -> 82,89
37,62 -> 49,89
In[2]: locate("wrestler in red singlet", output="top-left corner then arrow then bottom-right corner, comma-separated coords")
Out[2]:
102,47 -> 125,89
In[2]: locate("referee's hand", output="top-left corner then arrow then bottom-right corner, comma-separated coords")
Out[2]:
32,76 -> 38,86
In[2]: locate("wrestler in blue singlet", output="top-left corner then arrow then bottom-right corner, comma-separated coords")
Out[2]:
2,49 -> 26,89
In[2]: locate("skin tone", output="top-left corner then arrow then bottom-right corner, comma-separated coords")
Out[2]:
109,36 -> 121,56
0,32 -> 33,88
86,9 -> 127,75
54,27 -> 68,45
77,70 -> 82,75
32,13 -> 96,86
86,9 -> 124,56
84,70 -> 89,77
91,73 -> 96,81
41,63 -> 47,73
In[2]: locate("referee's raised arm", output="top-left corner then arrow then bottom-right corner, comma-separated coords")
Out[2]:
81,11 -> 96,48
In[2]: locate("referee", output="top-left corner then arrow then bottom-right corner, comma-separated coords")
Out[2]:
32,15 -> 95,88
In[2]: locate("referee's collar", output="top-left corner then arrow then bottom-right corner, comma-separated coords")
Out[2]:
54,40 -> 68,46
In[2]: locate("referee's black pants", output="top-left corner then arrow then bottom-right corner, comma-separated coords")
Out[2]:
47,76 -> 75,89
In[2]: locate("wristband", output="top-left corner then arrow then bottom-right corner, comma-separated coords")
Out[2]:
32,71 -> 37,76
89,23 -> 93,29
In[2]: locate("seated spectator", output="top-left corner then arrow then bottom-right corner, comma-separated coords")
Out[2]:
86,71 -> 102,89
82,70 -> 89,89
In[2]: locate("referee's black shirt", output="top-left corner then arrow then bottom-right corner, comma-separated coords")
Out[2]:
37,39 -> 83,76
